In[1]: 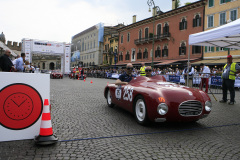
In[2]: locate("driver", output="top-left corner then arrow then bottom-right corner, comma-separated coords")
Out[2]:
115,63 -> 135,85
145,66 -> 152,77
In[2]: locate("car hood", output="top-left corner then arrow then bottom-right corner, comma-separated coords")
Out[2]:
129,76 -> 207,102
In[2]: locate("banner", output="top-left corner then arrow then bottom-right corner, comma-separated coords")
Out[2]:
169,75 -> 180,83
211,76 -> 222,86
64,44 -> 71,74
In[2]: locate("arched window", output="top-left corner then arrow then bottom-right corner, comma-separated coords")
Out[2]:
125,51 -> 130,60
179,42 -> 186,55
145,28 -> 149,39
139,30 -> 142,40
157,24 -> 161,38
180,18 -> 187,30
137,49 -> 142,59
193,15 -> 201,27
163,23 -> 169,36
155,46 -> 161,58
162,46 -> 168,57
143,48 -> 148,59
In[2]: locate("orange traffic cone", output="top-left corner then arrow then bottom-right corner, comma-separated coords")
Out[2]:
90,80 -> 93,83
34,99 -> 58,145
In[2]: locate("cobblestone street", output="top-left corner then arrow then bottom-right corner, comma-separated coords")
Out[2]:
1,77 -> 240,160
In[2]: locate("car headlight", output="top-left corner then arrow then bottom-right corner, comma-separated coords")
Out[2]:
205,101 -> 212,112
157,103 -> 168,115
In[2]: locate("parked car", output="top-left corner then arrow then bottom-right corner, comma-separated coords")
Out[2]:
50,70 -> 63,79
104,75 -> 212,125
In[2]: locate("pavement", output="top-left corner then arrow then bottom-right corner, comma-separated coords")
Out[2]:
1,77 -> 240,160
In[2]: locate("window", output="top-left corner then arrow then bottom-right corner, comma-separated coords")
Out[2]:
163,23 -> 169,36
205,46 -> 215,52
216,47 -> 228,51
230,9 -> 237,21
179,18 -> 187,30
192,46 -> 202,54
125,51 -> 130,60
127,33 -> 130,42
143,49 -> 148,59
220,12 -> 226,25
220,0 -> 231,4
121,35 -> 123,43
94,41 -> 95,48
179,43 -> 186,55
82,42 -> 84,52
145,28 -> 149,39
157,24 -> 161,38
193,15 -> 201,27
137,49 -> 142,59
132,50 -> 135,59
208,15 -> 214,28
155,47 -> 161,58
208,0 -> 214,7
119,52 -> 123,61
162,46 -> 168,57
139,30 -> 142,40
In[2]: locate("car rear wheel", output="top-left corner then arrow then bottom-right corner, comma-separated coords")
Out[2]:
134,96 -> 149,125
107,90 -> 114,108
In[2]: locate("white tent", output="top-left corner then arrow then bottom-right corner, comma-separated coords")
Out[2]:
189,18 -> 240,49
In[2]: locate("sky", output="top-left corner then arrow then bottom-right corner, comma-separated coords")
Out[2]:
0,0 -> 198,43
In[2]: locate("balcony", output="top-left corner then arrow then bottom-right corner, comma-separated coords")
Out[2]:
134,33 -> 171,45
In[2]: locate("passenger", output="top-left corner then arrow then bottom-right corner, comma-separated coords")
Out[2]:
115,63 -> 135,85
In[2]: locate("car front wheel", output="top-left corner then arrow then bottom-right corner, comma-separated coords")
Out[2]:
107,89 -> 114,108
134,96 -> 149,125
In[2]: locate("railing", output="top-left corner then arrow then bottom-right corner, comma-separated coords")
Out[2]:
134,33 -> 171,45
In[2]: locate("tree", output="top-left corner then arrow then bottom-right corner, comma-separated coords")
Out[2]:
185,2 -> 192,5
175,0 -> 181,8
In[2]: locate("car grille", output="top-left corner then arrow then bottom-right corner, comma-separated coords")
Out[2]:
178,100 -> 203,116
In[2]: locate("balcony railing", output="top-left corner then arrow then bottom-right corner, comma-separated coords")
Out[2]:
134,33 -> 171,45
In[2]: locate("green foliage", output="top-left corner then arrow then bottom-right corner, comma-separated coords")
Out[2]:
175,0 -> 181,8
184,2 -> 192,5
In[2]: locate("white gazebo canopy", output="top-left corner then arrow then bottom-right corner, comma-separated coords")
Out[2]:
189,18 -> 240,49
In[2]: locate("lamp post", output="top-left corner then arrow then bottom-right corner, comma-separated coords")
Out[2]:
147,0 -> 161,68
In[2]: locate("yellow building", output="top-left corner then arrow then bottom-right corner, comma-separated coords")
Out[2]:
102,24 -> 124,67
204,0 -> 240,60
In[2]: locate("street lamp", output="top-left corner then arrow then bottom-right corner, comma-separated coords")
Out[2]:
147,0 -> 161,68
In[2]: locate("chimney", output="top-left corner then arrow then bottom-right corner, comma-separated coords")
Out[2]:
132,15 -> 136,23
172,0 -> 176,10
152,7 -> 157,16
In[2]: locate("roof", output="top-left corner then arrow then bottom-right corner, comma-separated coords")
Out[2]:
0,41 -> 17,57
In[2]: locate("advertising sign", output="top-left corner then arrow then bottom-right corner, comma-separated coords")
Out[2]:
64,44 -> 71,74
169,75 -> 180,83
32,40 -> 64,54
211,76 -> 222,86
0,72 -> 50,142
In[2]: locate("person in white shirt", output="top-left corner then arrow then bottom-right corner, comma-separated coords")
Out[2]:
199,63 -> 211,93
182,62 -> 195,87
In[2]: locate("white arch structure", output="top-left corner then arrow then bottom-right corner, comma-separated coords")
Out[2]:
22,38 -> 71,74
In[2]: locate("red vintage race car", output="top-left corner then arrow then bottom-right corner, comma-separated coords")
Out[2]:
50,70 -> 63,79
104,75 -> 212,125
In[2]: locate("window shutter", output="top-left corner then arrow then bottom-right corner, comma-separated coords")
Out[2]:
185,21 -> 187,29
193,19 -> 196,27
179,22 -> 182,30
205,46 -> 207,52
224,48 -> 228,51
216,47 -> 219,51
179,47 -> 182,55
162,50 -> 164,57
166,49 -> 168,57
184,47 -> 186,55
199,17 -> 201,26
211,47 -> 214,52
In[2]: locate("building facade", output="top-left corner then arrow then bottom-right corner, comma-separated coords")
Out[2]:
102,24 -> 124,68
71,23 -> 104,67
117,0 -> 206,68
204,0 -> 240,60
